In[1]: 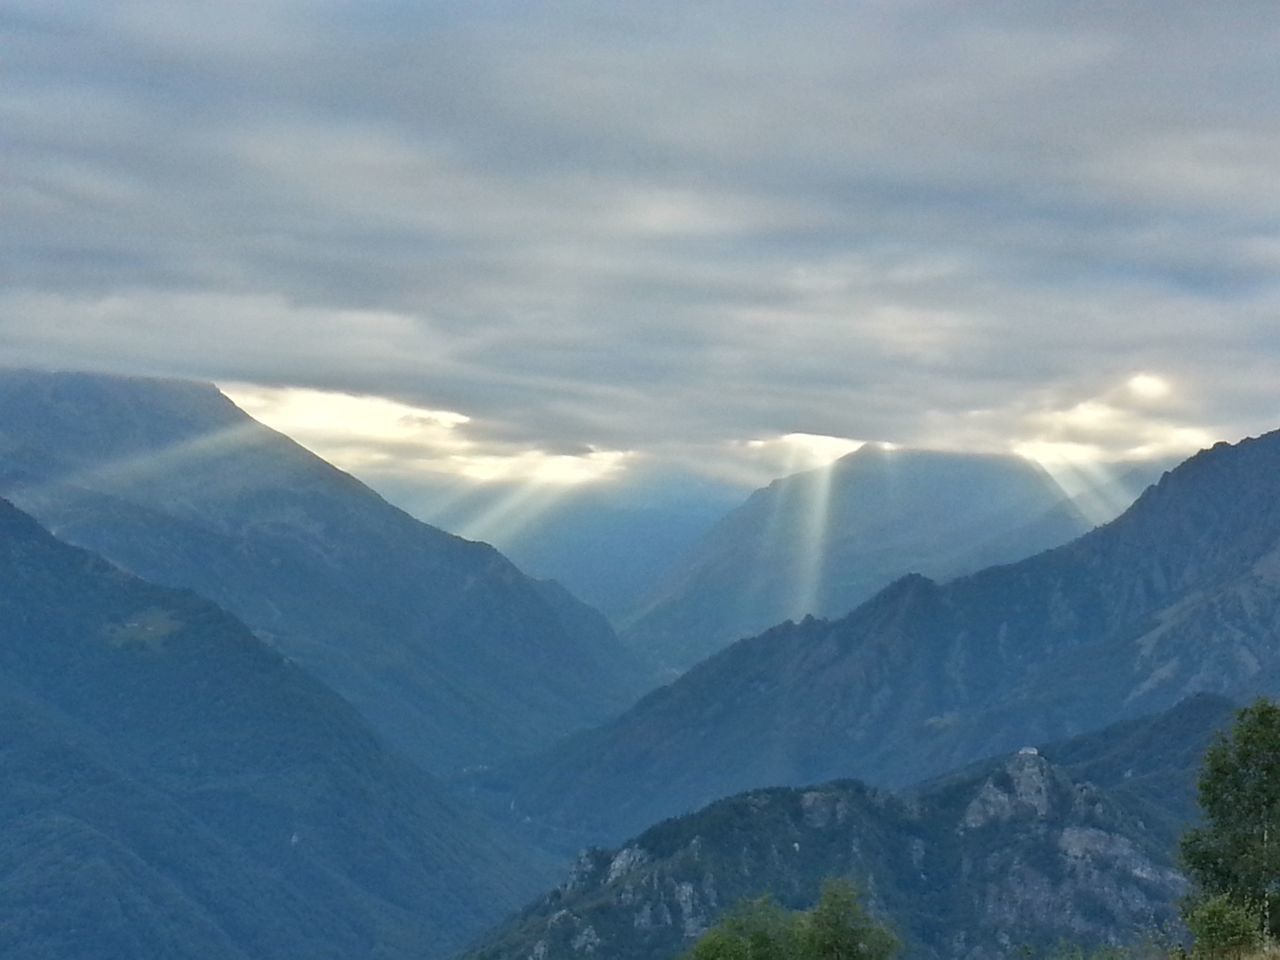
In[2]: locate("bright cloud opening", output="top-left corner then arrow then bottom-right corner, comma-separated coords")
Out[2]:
1127,373 -> 1171,401
221,383 -> 630,487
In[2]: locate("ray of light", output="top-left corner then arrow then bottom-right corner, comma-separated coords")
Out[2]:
740,435 -> 808,625
1014,442 -> 1131,527
10,421 -> 266,507
451,480 -> 573,549
787,459 -> 836,621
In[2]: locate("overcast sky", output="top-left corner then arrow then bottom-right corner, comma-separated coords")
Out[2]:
3,0 -> 1278,490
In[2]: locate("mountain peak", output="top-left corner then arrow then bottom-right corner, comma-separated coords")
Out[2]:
0,369 -> 654,774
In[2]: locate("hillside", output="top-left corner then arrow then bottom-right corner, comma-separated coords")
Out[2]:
621,446 -> 1097,672
486,432 -> 1280,844
465,697 -> 1231,960
0,497 -> 555,959
0,369 -> 653,773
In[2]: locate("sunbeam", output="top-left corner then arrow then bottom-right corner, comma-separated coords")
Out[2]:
788,459 -> 836,621
7,421 -> 267,508
452,481 -> 574,548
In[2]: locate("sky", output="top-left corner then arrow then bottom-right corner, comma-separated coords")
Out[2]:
3,0 -> 1278,494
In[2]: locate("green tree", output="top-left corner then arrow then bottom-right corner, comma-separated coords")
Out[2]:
683,880 -> 897,960
684,897 -> 796,960
1181,697 -> 1280,940
1184,894 -> 1261,960
796,881 -> 899,960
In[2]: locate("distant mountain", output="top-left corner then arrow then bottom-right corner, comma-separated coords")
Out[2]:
1039,691 -> 1237,840
0,369 -> 655,773
487,432 -> 1280,845
385,469 -> 740,618
0,497 -> 554,959
621,446 -> 1100,672
466,696 -> 1231,960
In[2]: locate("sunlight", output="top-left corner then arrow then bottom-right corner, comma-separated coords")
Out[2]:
451,449 -> 628,485
741,434 -> 808,624
1127,373 -> 1171,401
222,383 -> 630,487
222,384 -> 471,464
787,460 -> 837,621
451,481 -> 571,546
1017,445 -> 1130,526
11,421 -> 265,507
738,433 -> 859,625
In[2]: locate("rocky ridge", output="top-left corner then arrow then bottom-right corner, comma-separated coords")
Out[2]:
467,735 -> 1193,960
486,431 -> 1280,845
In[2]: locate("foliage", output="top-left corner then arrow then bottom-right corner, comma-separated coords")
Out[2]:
683,880 -> 898,960
1184,895 -> 1262,960
1181,698 -> 1280,939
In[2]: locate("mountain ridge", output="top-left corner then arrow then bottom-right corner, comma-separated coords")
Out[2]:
464,694 -> 1234,960
0,495 -> 555,959
483,430 -> 1280,845
0,368 -> 655,773
621,445 -> 1107,672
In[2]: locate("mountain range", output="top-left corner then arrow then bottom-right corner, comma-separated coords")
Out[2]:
382,467 -> 741,618
0,369 -> 655,774
621,446 -> 1127,672
0,496 -> 553,959
465,695 -> 1237,960
482,430 -> 1280,845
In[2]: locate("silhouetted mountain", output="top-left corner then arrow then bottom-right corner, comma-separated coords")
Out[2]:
466,722 -> 1204,960
622,447 -> 1097,671
0,369 -> 654,773
0,497 -> 554,959
488,432 -> 1280,844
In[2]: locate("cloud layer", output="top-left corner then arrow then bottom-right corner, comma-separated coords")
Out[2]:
3,0 -> 1278,484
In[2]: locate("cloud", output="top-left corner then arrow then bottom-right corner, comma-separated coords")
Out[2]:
2,0 -> 1278,491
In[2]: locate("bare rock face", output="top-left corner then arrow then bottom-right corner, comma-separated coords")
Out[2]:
466,740 -> 1190,960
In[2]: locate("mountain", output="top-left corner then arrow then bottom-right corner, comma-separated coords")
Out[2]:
379,467 -> 740,619
1038,691 -> 1237,840
0,497 -> 554,959
0,369 -> 654,773
464,697 -> 1231,960
486,432 -> 1280,845
621,446 -> 1098,672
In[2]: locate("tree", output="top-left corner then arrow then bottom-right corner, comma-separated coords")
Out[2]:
1184,894 -> 1261,960
1181,697 -> 1280,940
683,880 -> 898,960
684,897 -> 795,960
796,881 -> 899,960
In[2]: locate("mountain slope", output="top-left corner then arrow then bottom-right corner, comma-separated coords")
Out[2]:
490,432 -> 1280,844
466,740 -> 1192,960
0,496 -> 553,959
622,447 -> 1095,671
0,369 -> 652,772
384,468 -> 740,618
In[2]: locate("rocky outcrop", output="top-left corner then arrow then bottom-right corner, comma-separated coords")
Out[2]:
467,743 -> 1190,960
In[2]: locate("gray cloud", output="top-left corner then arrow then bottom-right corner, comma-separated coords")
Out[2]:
2,0 -> 1278,484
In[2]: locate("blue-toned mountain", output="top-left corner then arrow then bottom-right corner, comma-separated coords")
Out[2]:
487,431 -> 1280,845
0,497 -> 554,959
466,695 -> 1238,960
0,369 -> 654,773
622,446 -> 1108,672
